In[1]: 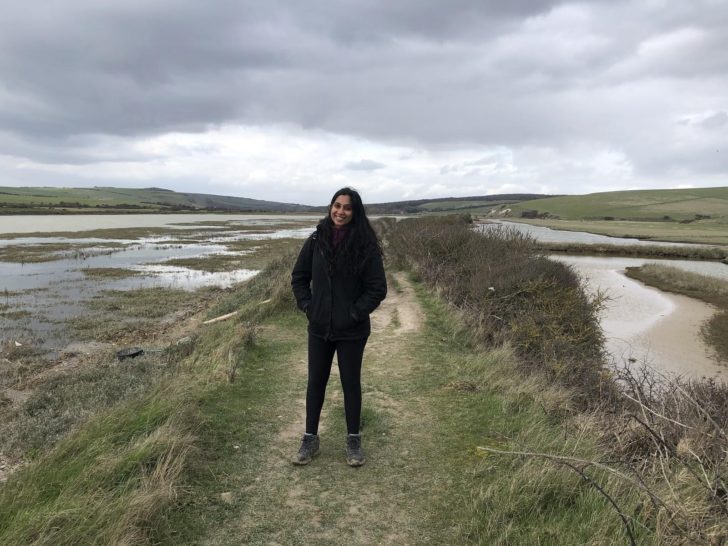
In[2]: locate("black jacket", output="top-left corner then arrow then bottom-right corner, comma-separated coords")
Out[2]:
291,228 -> 387,340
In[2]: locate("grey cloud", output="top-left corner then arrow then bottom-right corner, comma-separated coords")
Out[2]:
1,0 -> 727,184
701,112 -> 728,130
345,159 -> 386,171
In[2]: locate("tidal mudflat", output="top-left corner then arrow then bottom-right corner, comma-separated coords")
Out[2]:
0,215 -> 316,351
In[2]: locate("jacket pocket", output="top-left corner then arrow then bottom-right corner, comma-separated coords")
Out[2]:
331,303 -> 356,334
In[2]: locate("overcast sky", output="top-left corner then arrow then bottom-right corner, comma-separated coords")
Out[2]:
1,0 -> 727,205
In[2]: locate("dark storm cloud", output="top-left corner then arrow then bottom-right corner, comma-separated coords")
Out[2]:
0,0 -> 567,147
0,0 -> 727,184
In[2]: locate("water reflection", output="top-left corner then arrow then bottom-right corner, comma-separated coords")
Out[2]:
0,216 -> 316,350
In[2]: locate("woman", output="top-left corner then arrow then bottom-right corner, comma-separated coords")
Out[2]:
291,187 -> 387,467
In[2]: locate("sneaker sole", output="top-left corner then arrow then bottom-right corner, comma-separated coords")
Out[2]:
346,457 -> 366,467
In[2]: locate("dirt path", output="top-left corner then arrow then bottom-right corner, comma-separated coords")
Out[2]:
202,272 -> 441,545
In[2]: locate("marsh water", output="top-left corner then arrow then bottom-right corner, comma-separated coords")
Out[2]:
484,219 -> 709,247
0,214 -> 319,351
553,255 -> 723,379
0,213 -> 319,234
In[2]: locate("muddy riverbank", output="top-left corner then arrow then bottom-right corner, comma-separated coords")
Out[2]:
554,255 -> 723,379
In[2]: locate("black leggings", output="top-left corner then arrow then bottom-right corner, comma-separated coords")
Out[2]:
306,333 -> 368,435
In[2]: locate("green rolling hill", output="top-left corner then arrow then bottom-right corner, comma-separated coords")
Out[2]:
0,187 -> 553,215
0,187 -> 315,214
507,186 -> 728,222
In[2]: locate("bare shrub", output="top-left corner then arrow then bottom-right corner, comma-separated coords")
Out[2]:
386,216 -> 610,404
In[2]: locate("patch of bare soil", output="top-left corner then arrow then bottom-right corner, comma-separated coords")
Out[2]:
203,272 -> 440,545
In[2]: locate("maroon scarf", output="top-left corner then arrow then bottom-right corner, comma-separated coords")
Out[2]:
331,226 -> 348,250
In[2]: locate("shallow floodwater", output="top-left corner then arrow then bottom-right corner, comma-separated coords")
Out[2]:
554,255 -> 724,379
0,213 -> 319,234
0,215 -> 317,350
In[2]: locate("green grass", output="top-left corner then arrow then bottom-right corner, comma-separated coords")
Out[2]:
409,285 -> 650,545
510,186 -> 728,222
0,186 -> 315,213
418,199 -> 519,212
494,186 -> 728,245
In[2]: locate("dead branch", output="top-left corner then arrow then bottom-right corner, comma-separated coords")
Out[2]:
202,310 -> 239,325
476,445 -> 668,508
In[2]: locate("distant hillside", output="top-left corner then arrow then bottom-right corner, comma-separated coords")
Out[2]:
0,187 -> 316,214
508,187 -> 728,222
0,187 -> 555,215
365,194 -> 552,214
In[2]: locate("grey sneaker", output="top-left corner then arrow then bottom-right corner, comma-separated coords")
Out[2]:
346,434 -> 366,467
292,433 -> 320,465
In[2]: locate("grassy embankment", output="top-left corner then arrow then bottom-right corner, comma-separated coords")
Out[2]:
382,215 -> 728,544
1,217 -> 726,543
0,251 -> 299,544
499,186 -> 728,246
533,240 -> 728,261
625,264 -> 728,364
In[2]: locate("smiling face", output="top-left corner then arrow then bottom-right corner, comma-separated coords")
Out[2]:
330,194 -> 354,228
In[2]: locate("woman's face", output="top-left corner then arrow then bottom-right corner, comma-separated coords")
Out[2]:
330,194 -> 354,228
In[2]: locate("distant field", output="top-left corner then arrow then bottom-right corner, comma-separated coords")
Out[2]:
489,187 -> 728,245
417,199 -> 519,211
508,187 -> 728,222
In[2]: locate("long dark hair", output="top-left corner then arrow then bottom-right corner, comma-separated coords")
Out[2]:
317,187 -> 382,273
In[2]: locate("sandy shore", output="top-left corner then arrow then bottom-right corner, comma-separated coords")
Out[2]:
554,256 -> 723,380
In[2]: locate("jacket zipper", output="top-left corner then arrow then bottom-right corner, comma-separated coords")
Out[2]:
316,242 -> 334,340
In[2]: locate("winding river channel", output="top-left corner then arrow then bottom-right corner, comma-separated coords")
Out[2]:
485,221 -> 727,380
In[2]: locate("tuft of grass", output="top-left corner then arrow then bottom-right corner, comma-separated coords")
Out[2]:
69,286 -> 218,343
0,243 -> 78,263
81,267 -> 141,279
539,241 -> 728,261
0,353 -> 174,459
